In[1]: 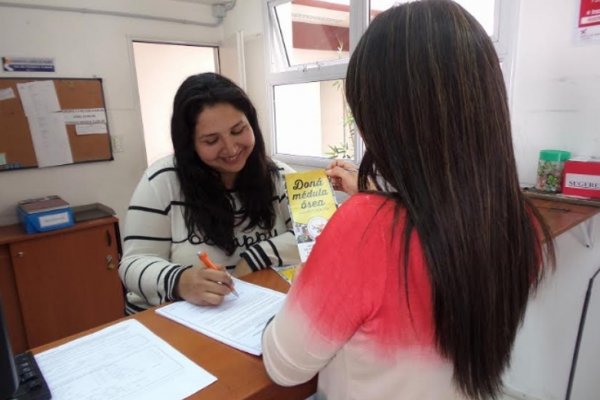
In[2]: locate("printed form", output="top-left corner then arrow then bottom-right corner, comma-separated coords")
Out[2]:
35,319 -> 216,400
156,279 -> 286,356
16,80 -> 73,167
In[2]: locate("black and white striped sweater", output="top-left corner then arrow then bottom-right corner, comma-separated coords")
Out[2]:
119,155 -> 300,314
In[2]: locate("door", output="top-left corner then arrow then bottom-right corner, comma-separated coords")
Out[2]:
132,41 -> 218,166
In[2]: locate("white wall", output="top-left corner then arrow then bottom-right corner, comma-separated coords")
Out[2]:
0,0 -> 223,227
508,5 -> 600,396
222,0 -> 271,152
504,216 -> 600,400
511,0 -> 600,185
506,5 -> 600,397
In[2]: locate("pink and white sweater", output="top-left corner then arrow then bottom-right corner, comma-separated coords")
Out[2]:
262,194 -> 467,400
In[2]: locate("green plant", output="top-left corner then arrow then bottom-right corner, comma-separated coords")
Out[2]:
325,79 -> 356,159
326,142 -> 352,159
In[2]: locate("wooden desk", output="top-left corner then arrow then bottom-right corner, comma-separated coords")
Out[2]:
32,269 -> 317,400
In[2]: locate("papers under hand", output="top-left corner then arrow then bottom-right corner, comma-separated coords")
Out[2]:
156,278 -> 286,356
34,319 -> 217,400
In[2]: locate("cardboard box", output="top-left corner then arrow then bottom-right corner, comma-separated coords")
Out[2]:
562,158 -> 600,199
17,196 -> 74,234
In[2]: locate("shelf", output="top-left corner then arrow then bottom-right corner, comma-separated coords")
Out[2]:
529,197 -> 599,247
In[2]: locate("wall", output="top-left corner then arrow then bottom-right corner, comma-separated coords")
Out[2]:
505,1 -> 600,398
511,0 -> 600,184
0,0 -> 223,227
503,216 -> 600,400
222,0 -> 271,152
507,2 -> 600,389
243,34 -> 271,154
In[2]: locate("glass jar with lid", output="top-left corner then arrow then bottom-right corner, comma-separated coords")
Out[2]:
535,149 -> 571,193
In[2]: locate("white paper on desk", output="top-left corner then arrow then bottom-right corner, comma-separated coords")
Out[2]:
0,87 -> 15,101
35,319 -> 217,400
156,279 -> 286,356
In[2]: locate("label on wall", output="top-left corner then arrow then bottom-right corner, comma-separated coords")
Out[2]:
2,57 -> 55,72
61,108 -> 107,125
577,0 -> 600,43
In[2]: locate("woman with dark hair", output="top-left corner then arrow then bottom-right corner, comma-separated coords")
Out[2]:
119,72 -> 299,314
262,1 -> 555,399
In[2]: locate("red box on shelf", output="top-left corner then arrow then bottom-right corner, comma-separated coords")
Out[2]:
562,158 -> 600,199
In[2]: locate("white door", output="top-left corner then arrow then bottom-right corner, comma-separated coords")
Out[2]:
132,41 -> 218,166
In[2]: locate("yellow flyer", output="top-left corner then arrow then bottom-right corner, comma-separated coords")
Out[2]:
273,265 -> 299,284
284,169 -> 338,262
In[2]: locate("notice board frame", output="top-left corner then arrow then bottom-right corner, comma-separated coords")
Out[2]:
0,77 -> 113,172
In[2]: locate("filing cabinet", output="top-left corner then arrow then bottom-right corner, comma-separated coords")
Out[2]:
0,217 -> 124,352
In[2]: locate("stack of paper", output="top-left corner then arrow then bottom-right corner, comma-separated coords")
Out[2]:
156,279 -> 286,356
35,320 -> 216,400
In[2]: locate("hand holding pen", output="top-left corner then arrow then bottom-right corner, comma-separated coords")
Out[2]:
198,252 -> 239,298
175,252 -> 238,306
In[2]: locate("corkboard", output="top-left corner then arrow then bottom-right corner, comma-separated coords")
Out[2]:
0,78 -> 112,171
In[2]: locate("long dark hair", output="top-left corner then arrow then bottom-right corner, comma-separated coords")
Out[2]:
346,1 -> 555,398
171,72 -> 278,254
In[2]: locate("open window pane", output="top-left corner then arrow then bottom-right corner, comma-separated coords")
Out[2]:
274,79 -> 355,159
369,0 -> 496,36
274,0 -> 350,67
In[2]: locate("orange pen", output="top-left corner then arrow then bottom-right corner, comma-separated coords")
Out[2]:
198,251 -> 239,298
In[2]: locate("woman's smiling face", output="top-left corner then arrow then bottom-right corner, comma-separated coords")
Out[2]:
194,102 -> 255,189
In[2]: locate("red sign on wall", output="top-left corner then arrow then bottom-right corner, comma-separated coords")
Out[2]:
579,0 -> 600,28
577,0 -> 600,42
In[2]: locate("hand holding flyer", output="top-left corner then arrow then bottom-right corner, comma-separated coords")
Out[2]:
284,169 -> 338,262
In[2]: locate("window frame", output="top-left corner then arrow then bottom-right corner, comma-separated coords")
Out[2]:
263,0 -> 518,168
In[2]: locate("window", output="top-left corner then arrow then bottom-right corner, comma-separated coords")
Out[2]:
272,0 -> 351,67
274,79 -> 354,159
264,0 -> 517,167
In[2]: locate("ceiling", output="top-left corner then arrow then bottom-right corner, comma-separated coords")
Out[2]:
169,0 -> 227,5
